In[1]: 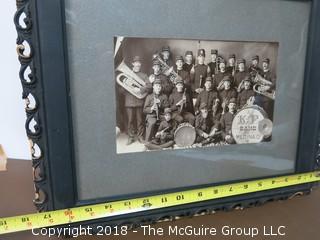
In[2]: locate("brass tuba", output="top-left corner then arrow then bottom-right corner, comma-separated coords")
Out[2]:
116,60 -> 148,99
253,73 -> 275,100
152,53 -> 179,83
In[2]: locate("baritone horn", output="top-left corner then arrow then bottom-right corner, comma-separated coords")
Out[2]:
152,53 -> 179,83
253,73 -> 276,100
116,60 -> 148,99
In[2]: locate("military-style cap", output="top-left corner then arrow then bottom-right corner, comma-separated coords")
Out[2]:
175,77 -> 184,85
198,49 -> 206,57
263,58 -> 270,64
162,46 -> 170,52
211,49 -> 218,54
175,55 -> 184,61
228,98 -> 237,104
252,55 -> 259,61
153,78 -> 161,85
164,108 -> 172,114
237,58 -> 246,64
132,56 -> 141,62
152,59 -> 161,66
218,57 -> 226,64
229,54 -> 236,59
243,76 -> 251,82
200,102 -> 207,110
205,76 -> 213,83
185,50 -> 193,56
222,75 -> 231,82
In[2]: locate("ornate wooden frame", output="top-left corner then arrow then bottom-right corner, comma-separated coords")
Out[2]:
14,0 -> 320,232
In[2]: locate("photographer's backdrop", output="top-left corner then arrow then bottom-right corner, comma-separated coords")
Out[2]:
0,0 -> 31,160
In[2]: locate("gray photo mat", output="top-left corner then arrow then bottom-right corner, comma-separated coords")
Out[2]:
64,0 -> 311,200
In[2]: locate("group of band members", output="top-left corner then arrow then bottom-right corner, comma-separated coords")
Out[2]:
120,46 -> 276,148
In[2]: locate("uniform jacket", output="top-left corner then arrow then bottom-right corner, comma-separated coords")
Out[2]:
151,73 -> 174,97
237,89 -> 255,108
248,65 -> 263,77
143,93 -> 169,116
208,62 -> 217,76
191,64 -> 209,91
213,71 -> 232,89
183,63 -> 194,74
219,88 -> 237,102
195,114 -> 212,136
194,89 -> 219,113
261,70 -> 276,90
234,71 -> 249,87
226,65 -> 236,75
176,68 -> 191,87
169,90 -> 193,114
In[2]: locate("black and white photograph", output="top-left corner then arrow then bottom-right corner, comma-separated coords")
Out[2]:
114,37 -> 278,154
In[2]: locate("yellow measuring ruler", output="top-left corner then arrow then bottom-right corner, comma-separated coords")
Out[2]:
0,171 -> 319,235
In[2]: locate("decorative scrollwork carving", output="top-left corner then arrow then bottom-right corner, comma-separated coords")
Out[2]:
15,0 -> 49,212
316,137 -> 320,169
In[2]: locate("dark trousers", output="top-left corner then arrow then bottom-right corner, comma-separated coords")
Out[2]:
145,115 -> 159,142
126,107 -> 144,139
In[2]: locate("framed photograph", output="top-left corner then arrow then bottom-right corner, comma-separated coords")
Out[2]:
14,0 -> 320,231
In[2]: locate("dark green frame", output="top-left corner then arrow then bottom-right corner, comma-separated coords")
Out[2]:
14,0 -> 320,232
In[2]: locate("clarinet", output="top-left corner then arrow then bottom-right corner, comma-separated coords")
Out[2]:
153,96 -> 160,121
179,88 -> 187,113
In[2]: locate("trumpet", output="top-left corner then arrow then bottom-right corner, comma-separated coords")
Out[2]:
116,60 -> 148,99
253,73 -> 275,100
153,53 -> 179,83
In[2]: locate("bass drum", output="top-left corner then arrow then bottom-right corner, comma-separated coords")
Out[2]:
231,105 -> 273,144
174,123 -> 196,147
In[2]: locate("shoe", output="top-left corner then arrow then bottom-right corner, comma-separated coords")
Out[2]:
137,136 -> 145,144
126,137 -> 135,145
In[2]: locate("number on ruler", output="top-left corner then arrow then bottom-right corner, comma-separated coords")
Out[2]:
43,214 -> 51,219
21,217 -> 30,223
64,210 -> 73,216
85,208 -> 93,212
0,221 -> 7,226
176,194 -> 184,201
104,204 -> 112,210
161,197 -> 168,203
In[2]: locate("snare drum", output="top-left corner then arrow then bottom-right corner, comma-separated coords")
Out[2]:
231,105 -> 272,144
174,123 -> 196,147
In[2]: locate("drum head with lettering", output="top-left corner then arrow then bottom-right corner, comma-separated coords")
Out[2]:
231,106 -> 272,144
